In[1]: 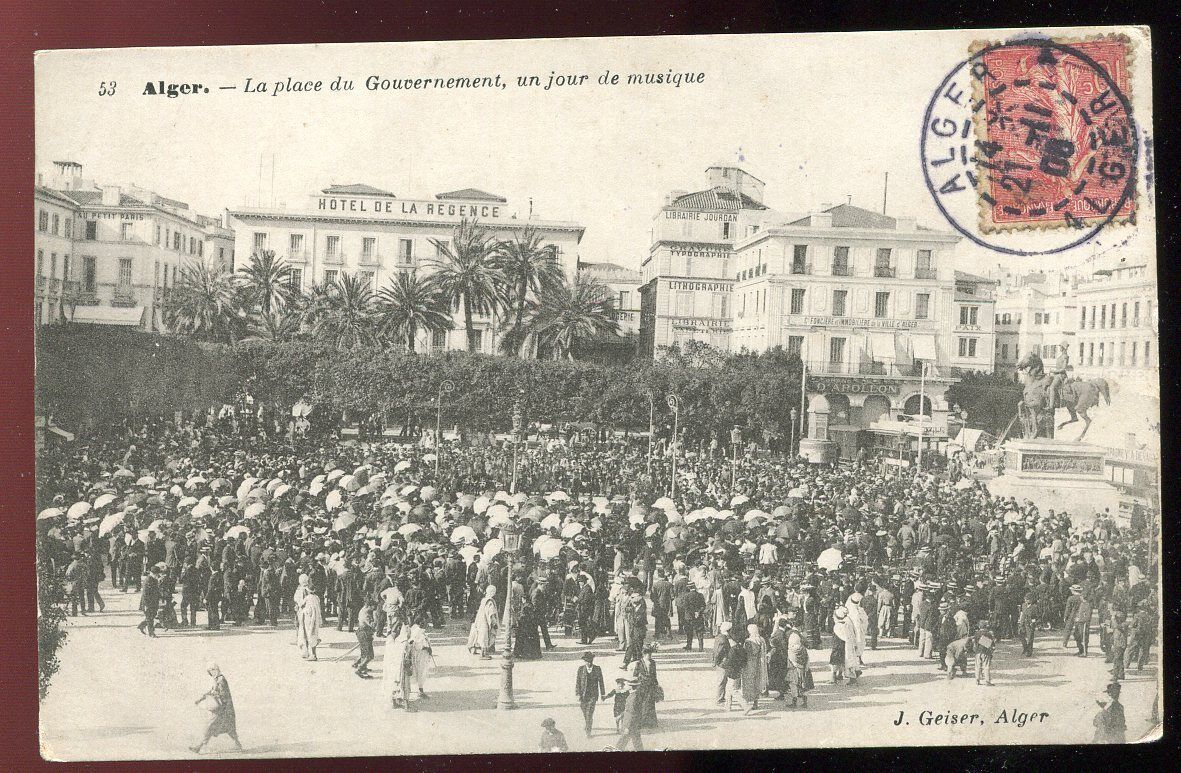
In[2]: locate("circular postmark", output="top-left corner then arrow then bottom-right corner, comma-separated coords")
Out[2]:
920,37 -> 1138,256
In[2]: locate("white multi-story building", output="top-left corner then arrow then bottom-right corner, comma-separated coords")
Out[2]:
730,203 -> 964,433
35,161 -> 233,330
638,164 -> 780,356
992,270 -> 1077,376
579,260 -> 642,335
226,184 -> 584,354
950,271 -> 999,373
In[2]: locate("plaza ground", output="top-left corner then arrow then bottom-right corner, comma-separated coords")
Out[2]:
40,583 -> 1160,759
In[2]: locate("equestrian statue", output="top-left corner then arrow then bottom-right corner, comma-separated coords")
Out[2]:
1007,349 -> 1110,441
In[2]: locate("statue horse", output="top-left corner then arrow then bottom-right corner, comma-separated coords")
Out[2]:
1012,351 -> 1111,441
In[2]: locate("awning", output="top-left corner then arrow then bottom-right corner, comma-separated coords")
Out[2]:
70,305 -> 145,327
912,334 -> 937,361
870,332 -> 895,360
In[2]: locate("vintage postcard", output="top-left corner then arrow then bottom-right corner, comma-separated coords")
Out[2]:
34,27 -> 1160,759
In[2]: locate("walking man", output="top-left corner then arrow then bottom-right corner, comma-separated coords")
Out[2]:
574,651 -> 606,737
137,564 -> 162,637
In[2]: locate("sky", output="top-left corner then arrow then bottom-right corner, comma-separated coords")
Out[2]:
34,28 -> 1154,275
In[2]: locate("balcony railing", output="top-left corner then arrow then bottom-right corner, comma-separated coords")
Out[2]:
359,251 -> 383,266
790,261 -> 812,275
831,264 -> 852,277
323,251 -> 345,266
915,267 -> 937,280
874,265 -> 896,278
804,359 -> 943,378
286,250 -> 310,263
112,288 -> 138,307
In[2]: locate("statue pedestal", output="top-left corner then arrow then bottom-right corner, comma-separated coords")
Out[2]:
798,438 -> 839,464
986,439 -> 1119,526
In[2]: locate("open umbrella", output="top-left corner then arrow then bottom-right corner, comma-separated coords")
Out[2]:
651,496 -> 675,511
772,505 -> 791,519
210,478 -> 231,492
217,495 -> 237,507
326,469 -> 346,483
398,523 -> 422,537
98,512 -> 125,537
487,511 -> 512,528
93,493 -> 117,510
560,522 -> 585,538
743,509 -> 769,523
37,507 -> 65,521
482,538 -> 503,559
684,509 -> 707,524
277,519 -> 299,533
730,494 -> 749,508
339,474 -> 359,492
273,484 -> 293,499
420,485 -> 437,502
309,480 -> 325,496
535,537 -> 563,560
449,525 -> 477,544
177,496 -> 198,509
325,490 -> 343,511
135,475 -> 157,487
112,469 -> 134,479
67,502 -> 92,520
400,485 -> 418,497
494,490 -> 513,504
393,460 -> 411,473
540,513 -> 562,531
333,512 -> 356,532
148,519 -> 169,533
422,453 -> 436,463
185,476 -> 207,489
546,490 -> 570,503
191,502 -> 216,519
473,496 -> 491,515
816,546 -> 843,571
458,545 -> 480,563
243,501 -> 266,519
224,525 -> 250,540
236,478 -> 257,499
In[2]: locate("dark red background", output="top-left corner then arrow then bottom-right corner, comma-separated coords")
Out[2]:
1,1 -> 1175,770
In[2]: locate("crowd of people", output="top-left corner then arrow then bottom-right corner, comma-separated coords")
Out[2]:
37,407 -> 1159,745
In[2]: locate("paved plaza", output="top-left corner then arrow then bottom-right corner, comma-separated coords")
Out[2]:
40,581 -> 1160,759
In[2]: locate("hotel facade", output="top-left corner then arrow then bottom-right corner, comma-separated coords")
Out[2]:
226,184 -> 584,354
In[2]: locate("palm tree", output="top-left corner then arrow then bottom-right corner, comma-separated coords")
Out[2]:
492,226 -> 562,356
160,260 -> 244,342
243,306 -> 303,342
427,219 -> 503,352
238,250 -> 294,317
526,271 -> 620,360
375,270 -> 453,352
307,272 -> 380,349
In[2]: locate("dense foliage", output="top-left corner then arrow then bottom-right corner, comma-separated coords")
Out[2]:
947,369 -> 1023,437
37,556 -> 68,700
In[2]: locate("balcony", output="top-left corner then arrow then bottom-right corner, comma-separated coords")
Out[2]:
323,251 -> 345,266
915,268 -> 937,280
358,251 -> 383,267
874,265 -> 896,278
790,261 -> 812,275
804,359 -> 943,378
286,250 -> 310,264
112,288 -> 138,307
831,264 -> 852,277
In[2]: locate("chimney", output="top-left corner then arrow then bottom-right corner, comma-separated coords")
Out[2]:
101,185 -> 120,206
811,211 -> 833,228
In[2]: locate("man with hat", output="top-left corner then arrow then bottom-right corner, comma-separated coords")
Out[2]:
1063,584 -> 1091,656
712,621 -> 734,704
537,717 -> 569,752
574,651 -> 606,737
676,580 -> 706,651
137,563 -> 163,637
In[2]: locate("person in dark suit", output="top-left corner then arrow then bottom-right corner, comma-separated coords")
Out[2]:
205,566 -> 223,630
575,575 -> 597,644
574,651 -> 606,737
677,581 -> 706,650
531,579 -> 555,650
651,570 -> 673,639
137,564 -> 162,637
258,558 -> 280,627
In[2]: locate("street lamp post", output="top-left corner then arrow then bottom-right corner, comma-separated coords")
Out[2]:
916,361 -> 928,471
647,392 -> 655,478
666,395 -> 680,500
435,379 -> 455,480
730,425 -> 742,491
789,407 -> 798,457
510,393 -> 524,495
497,522 -> 523,710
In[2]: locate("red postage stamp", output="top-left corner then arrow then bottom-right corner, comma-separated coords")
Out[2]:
972,37 -> 1136,232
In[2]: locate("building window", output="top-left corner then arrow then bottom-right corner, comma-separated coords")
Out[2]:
432,330 -> 447,350
197,241 -> 203,257
326,235 -> 341,257
80,256 -> 95,292
915,293 -> 930,319
832,289 -> 847,317
958,337 -> 977,357
38,210 -> 48,232
84,221 -> 97,240
1001,343 -> 1009,361
722,221 -> 731,239
50,253 -> 56,281
1099,305 -> 1106,328
915,249 -> 934,278
189,237 -> 196,254
676,291 -> 693,317
290,233 -> 304,254
289,268 -> 302,291
1098,342 -> 1105,364
1080,306 -> 1086,329
874,291 -> 889,318
173,232 -> 182,251
619,290 -> 631,310
1133,301 -> 1140,326
1118,341 -> 1126,365
399,238 -> 413,263
829,337 -> 845,366
359,270 -> 375,290
832,246 -> 850,276
790,288 -> 805,315
117,258 -> 133,289
119,222 -> 133,241
52,214 -> 60,235
61,255 -> 70,281
36,250 -> 43,278
155,225 -> 162,245
791,245 -> 808,274
64,218 -> 72,238
362,237 -> 377,260
253,232 -> 268,253
324,269 -> 339,285
959,305 -> 978,326
874,248 -> 894,278
470,329 -> 483,351
1144,340 -> 1151,366
787,336 -> 803,360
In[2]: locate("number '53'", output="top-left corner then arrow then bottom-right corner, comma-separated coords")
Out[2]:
98,81 -> 116,96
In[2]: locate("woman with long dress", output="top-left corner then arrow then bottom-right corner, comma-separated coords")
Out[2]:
634,645 -> 661,729
831,606 -> 849,683
466,585 -> 499,659
740,622 -> 768,710
382,622 -> 417,709
787,619 -> 812,706
767,619 -> 792,697
514,600 -> 543,660
843,592 -> 868,683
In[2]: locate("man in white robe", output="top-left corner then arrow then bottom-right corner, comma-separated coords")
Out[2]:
408,621 -> 434,698
843,592 -> 869,681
